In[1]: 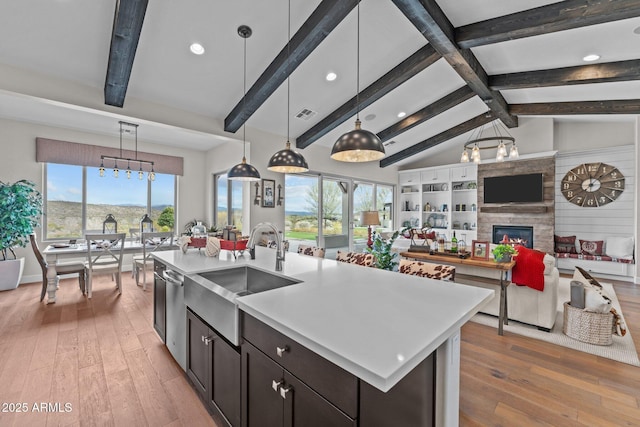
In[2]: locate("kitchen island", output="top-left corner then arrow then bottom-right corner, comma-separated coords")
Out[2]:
153,247 -> 493,427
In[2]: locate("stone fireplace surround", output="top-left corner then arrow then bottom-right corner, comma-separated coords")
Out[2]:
477,156 -> 556,254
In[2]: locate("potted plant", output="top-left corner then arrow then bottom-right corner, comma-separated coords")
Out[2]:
492,244 -> 517,263
366,230 -> 400,271
0,180 -> 43,290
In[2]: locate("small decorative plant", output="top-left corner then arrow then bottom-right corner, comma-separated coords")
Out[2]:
0,180 -> 43,260
366,230 -> 400,271
492,244 -> 517,262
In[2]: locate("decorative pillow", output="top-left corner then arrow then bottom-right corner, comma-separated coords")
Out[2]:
605,236 -> 634,260
511,245 -> 546,291
584,287 -> 612,314
554,235 -> 577,254
579,239 -> 604,256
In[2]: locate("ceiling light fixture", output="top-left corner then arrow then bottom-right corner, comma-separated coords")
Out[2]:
228,25 -> 261,182
100,121 -> 155,181
190,43 -> 205,55
267,0 -> 309,174
326,72 -> 337,81
397,111 -> 406,118
460,120 -> 518,164
331,2 -> 385,162
582,53 -> 600,62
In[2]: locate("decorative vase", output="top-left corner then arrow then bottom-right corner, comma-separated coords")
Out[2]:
0,258 -> 25,291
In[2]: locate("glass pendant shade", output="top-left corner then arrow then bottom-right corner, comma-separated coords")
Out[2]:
460,149 -> 469,163
509,144 -> 519,159
331,120 -> 385,162
228,157 -> 261,181
268,142 -> 309,173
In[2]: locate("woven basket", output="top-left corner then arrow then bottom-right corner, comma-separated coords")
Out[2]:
563,302 -> 614,346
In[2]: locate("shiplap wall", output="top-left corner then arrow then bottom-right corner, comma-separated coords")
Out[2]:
555,145 -> 635,245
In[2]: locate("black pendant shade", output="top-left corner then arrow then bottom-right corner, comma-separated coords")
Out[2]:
331,119 -> 385,162
228,156 -> 261,181
267,142 -> 309,173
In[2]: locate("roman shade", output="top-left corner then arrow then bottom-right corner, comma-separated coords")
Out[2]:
36,137 -> 184,176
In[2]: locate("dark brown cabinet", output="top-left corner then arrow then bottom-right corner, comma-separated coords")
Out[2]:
242,342 -> 355,427
187,309 -> 241,427
153,260 -> 166,343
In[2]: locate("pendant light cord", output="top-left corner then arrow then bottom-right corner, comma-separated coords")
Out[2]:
355,0 -> 360,120
242,33 -> 247,159
287,0 -> 291,143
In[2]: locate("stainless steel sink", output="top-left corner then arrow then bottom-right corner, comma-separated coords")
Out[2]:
185,266 -> 301,346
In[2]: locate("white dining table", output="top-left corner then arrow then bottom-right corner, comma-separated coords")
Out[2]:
42,240 -> 176,303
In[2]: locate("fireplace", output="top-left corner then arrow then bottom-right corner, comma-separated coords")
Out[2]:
493,225 -> 534,249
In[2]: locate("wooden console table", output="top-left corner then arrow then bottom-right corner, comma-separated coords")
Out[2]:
400,251 -> 516,335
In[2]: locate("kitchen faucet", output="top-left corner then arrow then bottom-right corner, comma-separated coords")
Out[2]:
247,222 -> 285,271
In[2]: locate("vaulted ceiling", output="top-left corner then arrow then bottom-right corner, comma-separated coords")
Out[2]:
1,0 -> 639,167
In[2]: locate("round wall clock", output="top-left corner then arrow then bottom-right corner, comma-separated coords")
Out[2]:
560,163 -> 625,207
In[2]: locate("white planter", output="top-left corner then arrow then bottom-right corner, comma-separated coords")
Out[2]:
0,258 -> 25,291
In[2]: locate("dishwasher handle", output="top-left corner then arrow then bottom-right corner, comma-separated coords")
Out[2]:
163,269 -> 184,286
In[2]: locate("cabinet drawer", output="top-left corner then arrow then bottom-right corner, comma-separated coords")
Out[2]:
243,314 -> 358,418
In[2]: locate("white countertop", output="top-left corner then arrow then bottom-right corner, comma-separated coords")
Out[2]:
153,247 -> 493,392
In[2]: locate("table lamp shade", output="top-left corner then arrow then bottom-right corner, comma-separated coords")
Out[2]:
361,211 -> 380,226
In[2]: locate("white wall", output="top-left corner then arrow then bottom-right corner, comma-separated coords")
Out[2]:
0,118 -> 208,281
554,119 -> 635,152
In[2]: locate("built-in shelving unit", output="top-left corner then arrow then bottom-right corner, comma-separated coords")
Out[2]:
399,164 -> 478,244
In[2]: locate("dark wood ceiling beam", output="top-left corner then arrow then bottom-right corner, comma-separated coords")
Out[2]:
295,44 -> 441,149
510,100 -> 640,115
380,112 -> 495,167
224,0 -> 358,133
457,0 -> 640,49
104,0 -> 149,108
391,0 -> 517,128
490,59 -> 640,90
377,85 -> 475,142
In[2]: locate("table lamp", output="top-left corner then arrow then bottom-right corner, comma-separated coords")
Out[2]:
361,211 -> 380,249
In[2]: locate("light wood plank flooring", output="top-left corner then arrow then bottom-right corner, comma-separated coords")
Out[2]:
0,272 -> 638,426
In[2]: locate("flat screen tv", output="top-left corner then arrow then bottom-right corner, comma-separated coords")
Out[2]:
484,173 -> 544,203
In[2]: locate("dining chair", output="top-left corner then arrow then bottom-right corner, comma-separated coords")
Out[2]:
297,244 -> 325,258
336,251 -> 375,267
85,233 -> 126,298
133,231 -> 174,290
398,259 -> 456,281
30,234 -> 86,301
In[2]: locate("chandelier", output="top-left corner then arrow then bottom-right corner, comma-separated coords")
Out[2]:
460,120 -> 518,164
99,121 -> 155,181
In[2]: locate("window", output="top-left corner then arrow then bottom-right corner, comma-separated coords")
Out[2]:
45,164 -> 176,239
214,173 -> 245,230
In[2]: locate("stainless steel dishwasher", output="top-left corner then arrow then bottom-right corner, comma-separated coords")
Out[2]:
163,268 -> 186,370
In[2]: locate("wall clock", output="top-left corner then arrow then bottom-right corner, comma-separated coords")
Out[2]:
560,163 -> 624,207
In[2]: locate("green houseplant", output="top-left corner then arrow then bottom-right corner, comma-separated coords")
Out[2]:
366,230 -> 400,271
0,180 -> 43,290
492,244 -> 517,263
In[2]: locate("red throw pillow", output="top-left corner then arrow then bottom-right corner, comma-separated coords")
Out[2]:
511,245 -> 546,291
579,239 -> 604,256
554,234 -> 577,254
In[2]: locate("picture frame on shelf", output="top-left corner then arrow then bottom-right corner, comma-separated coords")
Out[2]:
472,240 -> 489,260
262,179 -> 275,208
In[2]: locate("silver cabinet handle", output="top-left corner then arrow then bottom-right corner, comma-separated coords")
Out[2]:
202,335 -> 213,345
280,385 -> 292,399
272,380 -> 283,392
276,346 -> 288,357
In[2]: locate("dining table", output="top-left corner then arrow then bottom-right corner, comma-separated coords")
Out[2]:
42,239 -> 177,304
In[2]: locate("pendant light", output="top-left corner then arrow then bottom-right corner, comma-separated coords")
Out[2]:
331,1 -> 385,162
267,0 -> 309,173
228,25 -> 261,181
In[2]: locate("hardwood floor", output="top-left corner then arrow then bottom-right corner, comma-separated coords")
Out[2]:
0,274 -> 216,427
0,272 -> 638,426
460,276 -> 640,426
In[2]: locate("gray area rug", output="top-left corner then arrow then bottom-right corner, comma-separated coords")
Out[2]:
470,277 -> 640,367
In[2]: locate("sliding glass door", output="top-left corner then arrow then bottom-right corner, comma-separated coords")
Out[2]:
284,173 -> 393,257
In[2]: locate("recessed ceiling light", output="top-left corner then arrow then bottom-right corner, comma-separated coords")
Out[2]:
634,26 -> 640,35
364,114 -> 376,121
190,43 -> 205,55
582,54 -> 600,62
325,72 -> 337,81
397,111 -> 406,118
